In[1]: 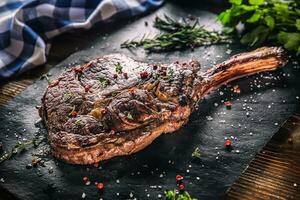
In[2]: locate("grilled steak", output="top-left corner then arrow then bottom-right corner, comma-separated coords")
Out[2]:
40,47 -> 286,164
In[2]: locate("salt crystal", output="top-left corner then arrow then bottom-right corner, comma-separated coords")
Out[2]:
206,116 -> 213,121
226,49 -> 232,54
129,192 -> 134,198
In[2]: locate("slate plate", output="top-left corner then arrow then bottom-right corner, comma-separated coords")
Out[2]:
0,3 -> 300,200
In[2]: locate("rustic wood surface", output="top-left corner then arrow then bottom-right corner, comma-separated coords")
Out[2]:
225,113 -> 300,200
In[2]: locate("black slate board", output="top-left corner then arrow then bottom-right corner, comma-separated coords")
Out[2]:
1,3 -> 300,200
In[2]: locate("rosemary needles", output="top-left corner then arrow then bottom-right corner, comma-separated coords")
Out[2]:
121,15 -> 232,52
0,135 -> 45,164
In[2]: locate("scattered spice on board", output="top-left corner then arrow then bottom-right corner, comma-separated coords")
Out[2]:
225,139 -> 232,150
97,182 -> 104,190
224,101 -> 232,109
233,85 -> 241,94
140,71 -> 149,79
165,175 -> 198,200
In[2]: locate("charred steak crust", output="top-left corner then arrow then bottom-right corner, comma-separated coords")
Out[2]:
40,47 -> 286,164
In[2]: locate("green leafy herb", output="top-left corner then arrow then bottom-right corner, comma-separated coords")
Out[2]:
115,63 -> 123,74
218,0 -> 300,54
63,92 -> 74,101
167,68 -> 175,79
121,15 -> 231,52
165,190 -> 176,200
165,190 -> 197,200
74,119 -> 82,126
40,73 -> 52,84
99,77 -> 109,88
127,112 -> 134,120
191,147 -> 201,159
0,136 -> 45,164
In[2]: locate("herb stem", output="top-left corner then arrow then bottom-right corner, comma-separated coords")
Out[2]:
121,16 -> 232,52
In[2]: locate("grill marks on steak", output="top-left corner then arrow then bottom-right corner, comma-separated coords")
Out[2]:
40,47 -> 286,164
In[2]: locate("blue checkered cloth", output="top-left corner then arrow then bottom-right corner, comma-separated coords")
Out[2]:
0,0 -> 163,78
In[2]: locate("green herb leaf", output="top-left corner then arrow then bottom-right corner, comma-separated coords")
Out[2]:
240,26 -> 269,46
165,190 -> 197,200
40,73 -> 52,84
249,0 -> 264,6
63,92 -> 74,101
99,77 -> 109,88
230,0 -> 242,5
0,136 -> 45,164
219,0 -> 300,54
165,190 -> 176,200
246,11 -> 261,23
218,10 -> 232,25
264,15 -> 275,30
167,68 -> 175,79
191,147 -> 201,159
277,32 -> 300,51
127,112 -> 134,120
115,63 -> 123,74
296,19 -> 300,31
75,119 -> 82,126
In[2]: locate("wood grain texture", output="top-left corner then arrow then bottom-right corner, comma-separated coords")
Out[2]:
225,113 -> 300,200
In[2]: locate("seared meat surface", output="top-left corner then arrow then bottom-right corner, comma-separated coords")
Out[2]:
40,47 -> 286,164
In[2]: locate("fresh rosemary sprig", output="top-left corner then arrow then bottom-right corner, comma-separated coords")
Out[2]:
121,15 -> 232,52
0,135 -> 45,164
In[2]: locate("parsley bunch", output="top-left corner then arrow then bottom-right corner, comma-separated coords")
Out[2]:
218,0 -> 300,54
